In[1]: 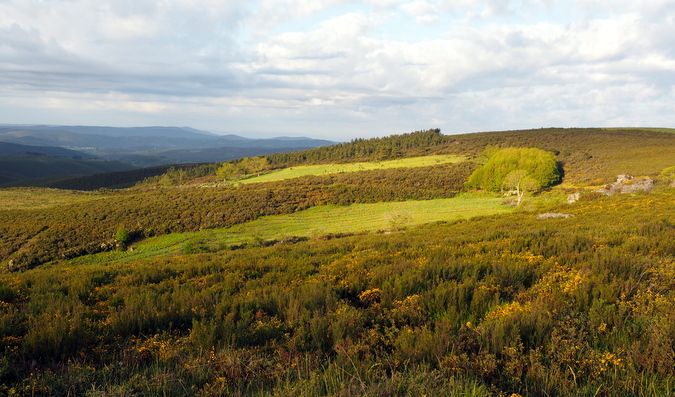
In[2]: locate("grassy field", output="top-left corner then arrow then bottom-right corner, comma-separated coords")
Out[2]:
217,192 -> 509,240
238,155 -> 466,184
64,193 -> 511,266
0,187 -> 108,210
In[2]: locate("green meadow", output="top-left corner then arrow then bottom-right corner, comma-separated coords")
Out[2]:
203,193 -> 509,243
64,193 -> 510,266
238,154 -> 465,184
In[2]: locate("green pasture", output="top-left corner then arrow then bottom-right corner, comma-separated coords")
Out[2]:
238,155 -> 466,184
65,193 -> 510,266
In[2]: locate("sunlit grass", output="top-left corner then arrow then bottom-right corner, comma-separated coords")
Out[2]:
222,192 -> 509,237
66,193 -> 511,266
238,155 -> 466,184
0,188 -> 109,210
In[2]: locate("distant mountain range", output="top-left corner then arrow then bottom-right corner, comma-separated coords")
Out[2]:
0,141 -> 98,159
0,142 -> 135,186
0,124 -> 336,186
0,125 -> 336,167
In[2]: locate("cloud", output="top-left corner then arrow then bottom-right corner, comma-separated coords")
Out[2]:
401,1 -> 440,23
246,0 -> 359,36
0,0 -> 674,139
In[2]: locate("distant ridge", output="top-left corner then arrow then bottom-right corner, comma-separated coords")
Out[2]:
0,141 -> 97,159
0,124 -> 335,167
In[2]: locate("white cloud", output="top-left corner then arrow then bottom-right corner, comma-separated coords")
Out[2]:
401,1 -> 440,23
246,0 -> 358,35
0,0 -> 674,139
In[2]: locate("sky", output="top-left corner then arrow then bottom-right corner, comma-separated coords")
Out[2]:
1,0 -> 674,141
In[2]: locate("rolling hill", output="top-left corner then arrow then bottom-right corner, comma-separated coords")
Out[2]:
0,154 -> 136,186
0,124 -> 335,167
0,127 -> 674,396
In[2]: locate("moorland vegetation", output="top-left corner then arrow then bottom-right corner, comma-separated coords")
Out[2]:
0,127 -> 675,396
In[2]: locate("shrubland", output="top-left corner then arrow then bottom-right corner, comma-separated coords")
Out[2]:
10,127 -> 674,191
0,190 -> 674,395
0,162 -> 476,270
1,127 -> 675,395
264,128 -> 675,185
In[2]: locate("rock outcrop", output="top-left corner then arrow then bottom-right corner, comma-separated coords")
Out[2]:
567,192 -> 581,204
597,174 -> 654,196
537,213 -> 574,219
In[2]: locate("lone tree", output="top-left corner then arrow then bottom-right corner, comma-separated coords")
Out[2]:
115,226 -> 130,244
466,147 -> 561,191
503,170 -> 541,206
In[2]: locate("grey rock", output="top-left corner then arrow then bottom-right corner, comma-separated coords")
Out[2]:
597,174 -> 654,196
537,213 -> 574,219
567,192 -> 581,204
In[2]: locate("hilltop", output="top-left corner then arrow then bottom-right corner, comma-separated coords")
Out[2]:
0,127 -> 674,396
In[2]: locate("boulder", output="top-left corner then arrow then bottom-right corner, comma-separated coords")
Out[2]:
567,192 -> 581,204
597,174 -> 654,196
537,213 -> 574,219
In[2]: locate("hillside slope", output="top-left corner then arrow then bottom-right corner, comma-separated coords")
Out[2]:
266,128 -> 675,184
0,153 -> 136,185
0,189 -> 674,395
1,127 -> 675,395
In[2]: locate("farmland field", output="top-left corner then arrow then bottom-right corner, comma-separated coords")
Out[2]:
64,193 -> 511,266
238,154 -> 466,184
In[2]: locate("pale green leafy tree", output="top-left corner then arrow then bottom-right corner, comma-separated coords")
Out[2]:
246,156 -> 269,177
216,163 -> 240,181
503,170 -> 541,206
217,157 -> 269,181
466,147 -> 560,191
